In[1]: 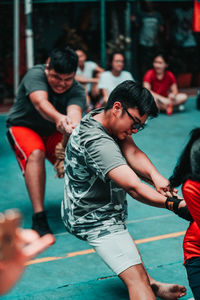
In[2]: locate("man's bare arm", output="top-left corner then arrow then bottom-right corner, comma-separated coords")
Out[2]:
66,104 -> 83,127
75,75 -> 98,85
108,164 -> 167,207
29,90 -> 72,134
120,137 -> 174,196
101,88 -> 109,103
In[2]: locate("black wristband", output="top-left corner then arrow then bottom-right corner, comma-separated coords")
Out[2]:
165,196 -> 182,214
165,196 -> 193,221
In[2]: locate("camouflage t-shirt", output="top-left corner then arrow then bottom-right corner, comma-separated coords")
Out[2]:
61,108 -> 128,241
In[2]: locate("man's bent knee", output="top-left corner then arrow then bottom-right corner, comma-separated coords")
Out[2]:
27,149 -> 45,164
119,263 -> 150,286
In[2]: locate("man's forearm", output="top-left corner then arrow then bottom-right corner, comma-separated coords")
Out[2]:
30,91 -> 64,124
128,181 -> 166,208
67,105 -> 82,127
34,99 -> 64,123
30,92 -> 75,134
126,149 -> 159,183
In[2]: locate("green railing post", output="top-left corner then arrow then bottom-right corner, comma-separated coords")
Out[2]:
125,0 -> 131,72
100,0 -> 106,68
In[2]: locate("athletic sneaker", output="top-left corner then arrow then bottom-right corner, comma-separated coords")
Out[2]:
178,104 -> 185,111
173,105 -> 185,113
32,211 -> 53,236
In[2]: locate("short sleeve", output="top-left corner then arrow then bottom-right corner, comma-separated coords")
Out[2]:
168,71 -> 177,85
88,61 -> 97,70
67,81 -> 86,112
23,66 -> 48,96
84,136 -> 127,181
98,72 -> 108,89
125,72 -> 134,81
143,70 -> 153,83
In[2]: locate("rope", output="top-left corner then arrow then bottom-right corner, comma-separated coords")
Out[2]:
54,135 -> 69,178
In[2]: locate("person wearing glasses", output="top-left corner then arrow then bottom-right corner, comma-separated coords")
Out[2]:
6,47 -> 86,238
61,80 -> 189,299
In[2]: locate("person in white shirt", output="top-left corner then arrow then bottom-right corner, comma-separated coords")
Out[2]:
75,48 -> 104,111
98,52 -> 134,105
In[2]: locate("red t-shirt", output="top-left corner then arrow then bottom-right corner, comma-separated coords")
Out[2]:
182,180 -> 200,263
143,69 -> 177,97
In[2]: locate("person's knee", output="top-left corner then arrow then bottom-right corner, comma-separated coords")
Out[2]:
176,93 -> 188,103
119,264 -> 150,288
27,149 -> 45,164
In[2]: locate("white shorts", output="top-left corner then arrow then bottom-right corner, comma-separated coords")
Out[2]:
88,229 -> 141,275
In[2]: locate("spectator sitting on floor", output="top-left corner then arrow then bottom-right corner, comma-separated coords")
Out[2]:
98,52 -> 135,106
6,47 -> 86,237
143,53 -> 188,114
75,47 -> 104,112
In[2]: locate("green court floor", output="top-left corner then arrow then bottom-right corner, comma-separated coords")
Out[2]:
1,97 -> 199,299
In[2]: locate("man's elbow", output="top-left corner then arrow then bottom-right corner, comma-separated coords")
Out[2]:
125,182 -> 142,199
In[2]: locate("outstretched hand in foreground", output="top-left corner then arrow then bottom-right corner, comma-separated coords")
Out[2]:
0,218 -> 54,295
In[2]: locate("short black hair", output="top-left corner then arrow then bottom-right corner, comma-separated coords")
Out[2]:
74,46 -> 86,53
48,47 -> 78,74
104,80 -> 158,118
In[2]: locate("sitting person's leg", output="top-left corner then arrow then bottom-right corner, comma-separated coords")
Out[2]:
174,93 -> 188,107
168,92 -> 188,109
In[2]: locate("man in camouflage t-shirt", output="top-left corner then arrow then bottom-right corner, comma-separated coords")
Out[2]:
62,81 -> 187,299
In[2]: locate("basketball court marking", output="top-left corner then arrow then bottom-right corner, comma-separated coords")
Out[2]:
26,230 -> 186,266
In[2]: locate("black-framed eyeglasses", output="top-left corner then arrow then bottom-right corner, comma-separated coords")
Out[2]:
124,108 -> 146,131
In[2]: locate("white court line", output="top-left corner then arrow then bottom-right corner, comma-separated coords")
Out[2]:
54,214 -> 173,237
127,213 -> 173,224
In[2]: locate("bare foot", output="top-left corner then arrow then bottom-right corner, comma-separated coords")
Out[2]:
150,280 -> 186,299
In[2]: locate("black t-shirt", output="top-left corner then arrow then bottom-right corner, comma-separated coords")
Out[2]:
6,64 -> 86,136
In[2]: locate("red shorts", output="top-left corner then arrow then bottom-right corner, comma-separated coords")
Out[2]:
7,126 -> 63,174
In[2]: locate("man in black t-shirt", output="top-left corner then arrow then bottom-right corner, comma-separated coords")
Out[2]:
6,47 -> 86,238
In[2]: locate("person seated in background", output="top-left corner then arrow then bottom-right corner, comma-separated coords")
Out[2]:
75,47 -> 104,112
98,52 -> 135,106
169,128 -> 200,300
0,210 -> 54,295
143,53 -> 188,114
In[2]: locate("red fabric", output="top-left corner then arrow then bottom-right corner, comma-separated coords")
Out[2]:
143,69 -> 177,97
193,0 -> 200,32
9,126 -> 63,174
182,180 -> 200,263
